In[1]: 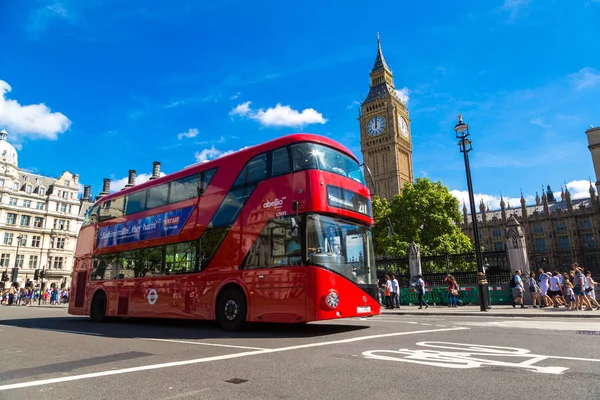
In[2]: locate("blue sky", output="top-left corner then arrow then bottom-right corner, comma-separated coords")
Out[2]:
1,0 -> 599,212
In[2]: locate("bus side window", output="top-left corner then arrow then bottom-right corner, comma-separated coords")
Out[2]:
146,184 -> 169,209
234,153 -> 267,187
201,168 -> 217,194
169,173 -> 202,204
140,246 -> 162,277
91,254 -> 120,280
271,147 -> 291,176
98,197 -> 125,222
164,241 -> 196,275
125,190 -> 147,215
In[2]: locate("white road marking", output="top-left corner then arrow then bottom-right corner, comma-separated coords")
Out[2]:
420,323 -> 433,326
453,320 -> 600,331
51,329 -> 104,337
160,388 -> 211,400
0,326 -> 467,391
362,341 -> 600,375
144,338 -> 267,350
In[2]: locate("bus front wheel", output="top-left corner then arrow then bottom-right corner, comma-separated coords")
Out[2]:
216,287 -> 247,331
90,291 -> 107,323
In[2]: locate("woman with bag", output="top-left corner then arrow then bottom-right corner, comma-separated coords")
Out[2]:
528,272 -> 542,308
445,274 -> 460,308
382,275 -> 393,309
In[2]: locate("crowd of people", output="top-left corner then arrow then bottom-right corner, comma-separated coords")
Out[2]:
1,286 -> 69,306
512,263 -> 599,311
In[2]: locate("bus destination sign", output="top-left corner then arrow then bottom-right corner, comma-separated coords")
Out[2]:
96,206 -> 194,249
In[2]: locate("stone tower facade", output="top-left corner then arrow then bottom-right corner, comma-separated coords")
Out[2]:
359,36 -> 413,200
586,125 -> 600,195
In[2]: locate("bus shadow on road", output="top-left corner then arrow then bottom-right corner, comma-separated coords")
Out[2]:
0,316 -> 370,340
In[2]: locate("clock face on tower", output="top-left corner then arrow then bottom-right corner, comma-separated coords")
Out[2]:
367,115 -> 386,136
398,116 -> 408,138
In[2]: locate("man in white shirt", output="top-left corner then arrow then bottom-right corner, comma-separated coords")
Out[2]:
537,268 -> 551,307
391,275 -> 399,308
549,271 -> 563,307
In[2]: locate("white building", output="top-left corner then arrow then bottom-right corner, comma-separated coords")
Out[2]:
0,129 -> 94,290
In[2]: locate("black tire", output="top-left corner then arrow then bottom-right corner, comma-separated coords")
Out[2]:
216,287 -> 247,331
90,291 -> 107,323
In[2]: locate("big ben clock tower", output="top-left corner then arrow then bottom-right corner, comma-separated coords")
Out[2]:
359,35 -> 413,200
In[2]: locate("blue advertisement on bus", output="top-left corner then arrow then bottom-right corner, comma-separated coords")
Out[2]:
96,206 -> 194,249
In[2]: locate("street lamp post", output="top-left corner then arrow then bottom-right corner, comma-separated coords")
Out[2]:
454,115 -> 488,312
14,234 -> 23,285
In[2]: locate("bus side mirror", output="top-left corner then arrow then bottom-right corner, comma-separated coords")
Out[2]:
291,218 -> 298,237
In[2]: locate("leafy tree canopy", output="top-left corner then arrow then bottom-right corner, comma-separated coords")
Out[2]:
372,178 -> 473,257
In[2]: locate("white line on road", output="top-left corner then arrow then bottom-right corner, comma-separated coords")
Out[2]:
143,338 -> 267,350
0,326 -> 467,392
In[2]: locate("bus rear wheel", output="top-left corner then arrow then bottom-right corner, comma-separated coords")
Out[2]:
90,291 -> 107,323
216,287 -> 247,331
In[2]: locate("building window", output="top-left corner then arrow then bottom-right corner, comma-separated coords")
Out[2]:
556,220 -> 567,232
29,255 -> 38,269
0,178 -> 4,187
31,235 -> 41,247
23,176 -> 29,182
492,228 -> 502,238
65,180 -> 70,187
9,197 -> 17,206
533,222 -> 544,234
13,182 -> 19,190
60,203 -> 68,213
33,217 -> 44,228
20,215 -> 31,226
15,254 -> 24,268
55,238 -> 65,249
6,213 -> 16,224
23,200 -> 31,208
535,238 -> 547,252
582,234 -> 596,249
579,217 -> 592,230
3,233 -> 13,245
62,192 -> 68,199
494,242 -> 504,251
0,254 -> 10,267
25,184 -> 32,194
39,187 -> 46,196
19,234 -> 27,246
558,236 -> 570,250
54,219 -> 66,230
36,202 -> 44,210
53,257 -> 64,269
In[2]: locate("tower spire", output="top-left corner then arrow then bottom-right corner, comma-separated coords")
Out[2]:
371,33 -> 391,75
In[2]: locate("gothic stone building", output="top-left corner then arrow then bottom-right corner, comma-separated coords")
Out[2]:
461,125 -> 600,275
359,37 -> 414,200
0,129 -> 94,290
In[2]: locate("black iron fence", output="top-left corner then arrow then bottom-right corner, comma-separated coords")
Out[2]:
375,250 -> 511,287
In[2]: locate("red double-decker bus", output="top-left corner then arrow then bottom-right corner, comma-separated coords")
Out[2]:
68,134 -> 380,330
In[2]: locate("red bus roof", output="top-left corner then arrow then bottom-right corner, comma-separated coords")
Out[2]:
98,133 -> 357,203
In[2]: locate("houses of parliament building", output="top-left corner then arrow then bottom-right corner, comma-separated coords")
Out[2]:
358,37 -> 600,274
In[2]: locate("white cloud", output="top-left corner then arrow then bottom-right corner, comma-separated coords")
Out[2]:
395,87 -> 410,105
569,67 -> 600,91
177,128 -> 199,140
0,80 -> 71,139
230,92 -> 241,100
347,100 -> 361,110
530,117 -> 550,129
451,179 -> 594,213
109,171 -> 167,192
229,101 -> 327,128
194,145 -> 250,164
229,101 -> 252,117
27,1 -> 77,33
565,180 -> 594,200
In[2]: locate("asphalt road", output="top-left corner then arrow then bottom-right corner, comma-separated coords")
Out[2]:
1,306 -> 599,400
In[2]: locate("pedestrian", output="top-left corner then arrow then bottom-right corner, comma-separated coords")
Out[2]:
549,271 -> 564,307
414,275 -> 428,309
511,270 -> 528,309
538,268 -> 552,307
564,280 -> 576,310
528,272 -> 541,308
391,275 -> 399,309
445,274 -> 459,308
584,270 -> 600,310
382,275 -> 392,309
572,264 -> 593,311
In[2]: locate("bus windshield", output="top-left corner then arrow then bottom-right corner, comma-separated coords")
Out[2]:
291,143 -> 366,185
305,214 -> 376,285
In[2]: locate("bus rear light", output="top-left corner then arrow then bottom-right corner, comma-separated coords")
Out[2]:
324,291 -> 339,309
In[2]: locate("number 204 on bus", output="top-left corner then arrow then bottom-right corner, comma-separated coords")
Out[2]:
68,134 -> 381,330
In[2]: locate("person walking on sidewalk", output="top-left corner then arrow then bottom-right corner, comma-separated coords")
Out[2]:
528,272 -> 541,308
511,270 -> 528,309
391,275 -> 400,309
414,275 -> 428,309
445,274 -> 460,308
538,268 -> 552,307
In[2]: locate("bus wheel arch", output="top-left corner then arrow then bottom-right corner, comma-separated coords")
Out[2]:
215,283 -> 247,331
90,289 -> 108,323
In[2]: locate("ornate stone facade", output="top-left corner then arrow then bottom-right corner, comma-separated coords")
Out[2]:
359,36 -> 413,200
461,125 -> 600,275
0,130 -> 94,290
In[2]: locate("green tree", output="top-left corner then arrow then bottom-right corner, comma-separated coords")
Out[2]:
372,178 -> 473,260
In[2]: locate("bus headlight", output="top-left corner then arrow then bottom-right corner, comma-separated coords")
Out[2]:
325,291 -> 339,309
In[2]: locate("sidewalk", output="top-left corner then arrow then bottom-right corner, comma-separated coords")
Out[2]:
381,305 -> 600,318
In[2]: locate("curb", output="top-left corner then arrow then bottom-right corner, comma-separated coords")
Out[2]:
382,311 -> 600,319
